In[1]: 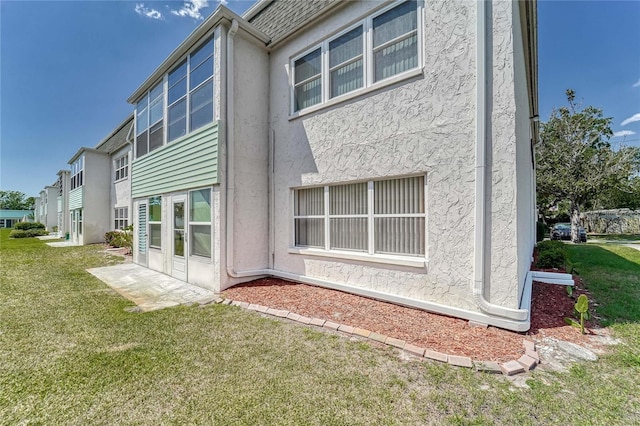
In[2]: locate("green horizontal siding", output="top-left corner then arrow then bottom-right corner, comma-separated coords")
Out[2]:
69,187 -> 84,210
131,123 -> 219,198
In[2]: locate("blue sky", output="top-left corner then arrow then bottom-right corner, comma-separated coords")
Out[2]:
1,0 -> 639,197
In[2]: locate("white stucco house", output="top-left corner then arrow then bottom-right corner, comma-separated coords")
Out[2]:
36,185 -> 58,231
66,116 -> 134,245
55,169 -> 71,238
128,0 -> 539,331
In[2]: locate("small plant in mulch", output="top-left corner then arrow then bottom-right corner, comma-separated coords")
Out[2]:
564,294 -> 590,334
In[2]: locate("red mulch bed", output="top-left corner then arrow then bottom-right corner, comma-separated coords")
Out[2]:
222,276 -> 601,362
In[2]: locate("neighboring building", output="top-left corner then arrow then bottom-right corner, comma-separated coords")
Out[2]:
56,170 -> 71,238
0,210 -> 33,228
128,7 -> 269,288
126,0 -> 539,332
37,185 -> 58,231
94,115 -> 134,232
66,117 -> 134,245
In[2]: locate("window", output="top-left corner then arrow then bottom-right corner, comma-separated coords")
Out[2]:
149,196 -> 162,248
70,156 -> 84,190
114,207 -> 128,230
78,209 -> 83,235
135,36 -> 214,157
189,188 -> 212,258
115,155 -> 129,181
294,176 -> 425,256
136,82 -> 163,158
291,0 -> 420,113
57,174 -> 63,196
293,49 -> 322,112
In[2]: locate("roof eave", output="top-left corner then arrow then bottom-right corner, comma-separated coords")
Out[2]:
127,5 -> 270,104
94,114 -> 134,151
67,147 -> 108,164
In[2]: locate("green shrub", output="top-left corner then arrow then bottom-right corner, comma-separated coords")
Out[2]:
536,221 -> 548,242
25,229 -> 48,237
536,249 -> 566,269
104,231 -> 120,246
14,222 -> 45,230
537,240 -> 565,252
105,227 -> 132,251
9,229 -> 28,238
536,240 -> 567,269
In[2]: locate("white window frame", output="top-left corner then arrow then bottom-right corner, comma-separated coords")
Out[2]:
114,207 -> 128,230
70,156 -> 84,190
290,0 -> 423,116
114,154 -> 129,182
148,196 -> 162,250
134,33 -> 215,159
290,175 -> 427,268
188,188 -> 213,260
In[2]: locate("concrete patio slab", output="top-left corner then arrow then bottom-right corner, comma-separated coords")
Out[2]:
36,235 -> 65,240
87,263 -> 216,312
46,241 -> 80,247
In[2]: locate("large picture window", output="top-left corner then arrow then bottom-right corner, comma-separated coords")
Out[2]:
189,188 -> 212,258
149,196 -> 162,249
291,1 -> 421,113
294,176 -> 425,257
135,36 -> 214,158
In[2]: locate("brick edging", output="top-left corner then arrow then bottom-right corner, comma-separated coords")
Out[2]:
217,298 -> 539,376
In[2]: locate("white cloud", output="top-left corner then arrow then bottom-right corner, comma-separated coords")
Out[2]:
171,0 -> 210,20
613,130 -> 636,138
135,3 -> 164,20
621,113 -> 640,126
633,79 -> 640,88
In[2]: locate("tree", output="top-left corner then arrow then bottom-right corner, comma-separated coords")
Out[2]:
0,191 -> 35,210
536,90 -> 637,243
592,148 -> 640,209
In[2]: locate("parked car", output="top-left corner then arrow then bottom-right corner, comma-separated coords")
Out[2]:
550,223 -> 587,242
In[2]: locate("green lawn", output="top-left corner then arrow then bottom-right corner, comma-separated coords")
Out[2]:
588,233 -> 640,242
1,229 -> 639,425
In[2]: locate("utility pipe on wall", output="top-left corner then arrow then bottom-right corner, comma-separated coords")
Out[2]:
472,0 -> 528,321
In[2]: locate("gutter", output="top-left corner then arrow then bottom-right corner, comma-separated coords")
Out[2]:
472,0 -> 528,323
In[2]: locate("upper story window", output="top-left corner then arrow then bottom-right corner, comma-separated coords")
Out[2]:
292,0 -> 420,113
70,156 -> 84,190
135,36 -> 215,159
115,154 -> 129,181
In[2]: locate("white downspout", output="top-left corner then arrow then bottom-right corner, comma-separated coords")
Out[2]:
225,19 -> 250,279
473,0 -> 528,321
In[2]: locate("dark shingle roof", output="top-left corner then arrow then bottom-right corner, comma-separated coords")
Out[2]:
248,0 -> 341,44
95,115 -> 134,155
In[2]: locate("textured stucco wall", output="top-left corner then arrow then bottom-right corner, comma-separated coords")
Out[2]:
44,187 -> 58,231
266,0 -> 529,314
83,152 -> 112,244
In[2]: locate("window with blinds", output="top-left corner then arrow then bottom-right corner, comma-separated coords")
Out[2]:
291,1 -> 421,113
293,176 -> 425,256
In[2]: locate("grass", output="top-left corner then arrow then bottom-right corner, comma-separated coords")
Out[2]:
1,229 -> 639,424
588,233 -> 640,242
